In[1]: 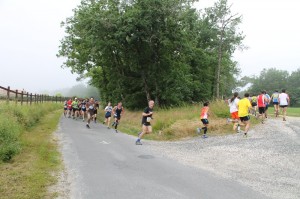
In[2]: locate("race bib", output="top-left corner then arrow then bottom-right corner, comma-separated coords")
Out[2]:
146,117 -> 152,122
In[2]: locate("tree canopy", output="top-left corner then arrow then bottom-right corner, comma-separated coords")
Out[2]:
58,0 -> 244,109
242,67 -> 300,107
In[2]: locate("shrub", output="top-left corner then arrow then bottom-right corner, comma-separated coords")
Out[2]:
0,103 -> 61,162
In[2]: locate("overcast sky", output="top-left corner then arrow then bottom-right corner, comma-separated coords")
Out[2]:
0,0 -> 299,93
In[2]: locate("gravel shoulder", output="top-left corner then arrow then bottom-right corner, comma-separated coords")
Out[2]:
143,116 -> 300,199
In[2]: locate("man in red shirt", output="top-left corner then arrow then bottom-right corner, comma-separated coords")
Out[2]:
257,91 -> 268,124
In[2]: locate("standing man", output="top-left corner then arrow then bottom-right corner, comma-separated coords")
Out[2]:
112,102 -> 124,133
86,97 -> 95,128
278,89 -> 290,121
270,90 -> 280,117
136,100 -> 155,145
238,93 -> 252,137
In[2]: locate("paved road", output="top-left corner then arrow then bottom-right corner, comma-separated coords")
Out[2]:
57,117 -> 269,199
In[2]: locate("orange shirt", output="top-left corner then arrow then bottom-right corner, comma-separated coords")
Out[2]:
200,106 -> 209,119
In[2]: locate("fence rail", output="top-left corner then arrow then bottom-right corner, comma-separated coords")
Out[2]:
0,86 -> 68,105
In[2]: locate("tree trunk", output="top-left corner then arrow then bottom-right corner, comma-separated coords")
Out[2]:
141,71 -> 151,101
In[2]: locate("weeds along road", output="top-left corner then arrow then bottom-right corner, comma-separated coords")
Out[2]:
56,116 -> 268,199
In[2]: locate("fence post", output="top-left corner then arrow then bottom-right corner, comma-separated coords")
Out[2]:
26,92 -> 29,105
35,94 -> 37,104
55,96 -> 58,103
21,91 -> 23,106
15,89 -> 18,105
30,93 -> 32,105
6,86 -> 10,104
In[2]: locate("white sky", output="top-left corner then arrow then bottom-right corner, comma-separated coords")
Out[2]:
0,0 -> 299,93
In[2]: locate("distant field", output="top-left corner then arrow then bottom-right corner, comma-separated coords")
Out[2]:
267,106 -> 300,117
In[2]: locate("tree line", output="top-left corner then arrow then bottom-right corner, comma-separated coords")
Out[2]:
58,0 -> 245,109
239,68 -> 300,107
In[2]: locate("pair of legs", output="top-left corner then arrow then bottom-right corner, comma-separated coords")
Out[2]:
104,116 -> 111,128
280,106 -> 288,121
240,116 -> 250,136
230,112 -> 240,132
199,119 -> 209,138
67,108 -> 72,117
136,124 -> 152,145
64,108 -> 67,117
73,109 -> 79,119
273,103 -> 279,117
257,107 -> 266,123
112,116 -> 121,131
81,110 -> 86,121
86,111 -> 94,128
265,105 -> 269,118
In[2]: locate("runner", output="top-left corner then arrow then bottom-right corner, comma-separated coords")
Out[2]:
93,100 -> 100,123
237,93 -> 252,137
63,100 -> 68,117
257,91 -> 268,124
251,94 -> 257,116
67,98 -> 72,118
270,90 -> 280,117
103,102 -> 113,128
112,102 -> 124,133
86,97 -> 95,128
264,91 -> 271,118
197,102 -> 210,138
81,99 -> 87,122
278,89 -> 290,121
72,98 -> 80,119
136,100 -> 155,145
227,92 -> 240,133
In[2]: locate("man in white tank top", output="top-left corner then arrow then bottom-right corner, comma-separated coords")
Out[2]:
278,89 -> 290,121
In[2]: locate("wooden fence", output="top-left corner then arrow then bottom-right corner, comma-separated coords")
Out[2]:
0,86 -> 69,105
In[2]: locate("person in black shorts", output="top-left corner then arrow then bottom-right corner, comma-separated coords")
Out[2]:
93,100 -> 99,123
136,100 -> 154,145
112,102 -> 124,132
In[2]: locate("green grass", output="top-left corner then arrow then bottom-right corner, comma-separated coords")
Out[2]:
267,106 -> 300,117
98,100 -> 254,140
0,108 -> 62,199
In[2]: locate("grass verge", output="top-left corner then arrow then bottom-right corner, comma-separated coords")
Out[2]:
98,100 -> 260,141
0,109 -> 62,199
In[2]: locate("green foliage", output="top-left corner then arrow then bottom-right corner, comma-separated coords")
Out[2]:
58,0 -> 244,109
0,103 -> 61,162
243,67 -> 300,107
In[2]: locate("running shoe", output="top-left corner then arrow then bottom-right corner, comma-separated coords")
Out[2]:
136,140 -> 142,145
226,118 -> 231,124
202,134 -> 208,138
115,129 -> 118,133
86,124 -> 90,129
107,127 -> 110,129
243,133 -> 247,138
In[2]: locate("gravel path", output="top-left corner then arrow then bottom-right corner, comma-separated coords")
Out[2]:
142,117 -> 300,199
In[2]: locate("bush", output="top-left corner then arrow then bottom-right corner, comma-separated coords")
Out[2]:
0,103 -> 61,162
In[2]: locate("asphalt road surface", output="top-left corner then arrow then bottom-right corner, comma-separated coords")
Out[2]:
57,117 -> 269,199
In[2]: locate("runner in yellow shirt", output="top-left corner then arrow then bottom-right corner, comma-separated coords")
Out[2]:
238,93 -> 252,137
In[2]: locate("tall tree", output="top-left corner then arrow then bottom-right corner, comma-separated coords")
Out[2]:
204,0 -> 245,98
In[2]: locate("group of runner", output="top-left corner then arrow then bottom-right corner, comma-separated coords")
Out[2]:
63,97 -> 125,132
226,89 -> 290,137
